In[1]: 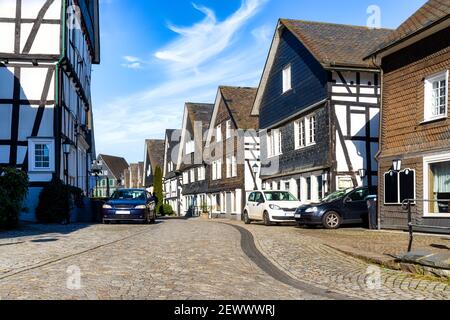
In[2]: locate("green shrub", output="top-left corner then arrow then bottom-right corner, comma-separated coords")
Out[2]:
0,167 -> 29,229
153,166 -> 164,215
36,178 -> 84,223
160,204 -> 174,216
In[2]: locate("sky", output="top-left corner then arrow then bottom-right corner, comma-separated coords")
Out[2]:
92,0 -> 427,163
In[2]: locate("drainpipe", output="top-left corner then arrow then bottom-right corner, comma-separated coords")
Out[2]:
372,55 -> 383,231
55,0 -> 67,181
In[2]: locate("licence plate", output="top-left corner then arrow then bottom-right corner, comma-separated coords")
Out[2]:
116,210 -> 131,215
295,214 -> 301,219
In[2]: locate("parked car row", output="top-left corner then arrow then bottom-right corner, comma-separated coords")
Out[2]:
243,186 -> 377,229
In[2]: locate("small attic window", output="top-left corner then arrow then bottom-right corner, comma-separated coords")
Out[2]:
282,65 -> 292,94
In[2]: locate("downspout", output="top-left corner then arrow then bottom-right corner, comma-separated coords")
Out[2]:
55,0 -> 67,181
372,54 -> 383,231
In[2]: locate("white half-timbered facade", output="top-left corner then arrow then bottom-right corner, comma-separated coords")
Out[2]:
0,0 -> 100,220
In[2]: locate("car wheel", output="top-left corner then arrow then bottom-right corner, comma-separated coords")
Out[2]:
243,211 -> 251,225
322,211 -> 341,229
263,211 -> 272,226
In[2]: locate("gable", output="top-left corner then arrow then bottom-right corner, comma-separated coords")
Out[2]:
258,28 -> 328,129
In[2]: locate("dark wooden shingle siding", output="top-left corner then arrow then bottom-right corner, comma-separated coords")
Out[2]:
259,28 -> 328,129
261,105 -> 331,178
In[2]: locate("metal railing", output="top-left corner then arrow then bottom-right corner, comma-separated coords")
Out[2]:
402,199 -> 450,252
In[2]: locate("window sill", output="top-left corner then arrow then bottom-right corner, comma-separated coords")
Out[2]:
267,154 -> 282,159
423,213 -> 450,218
295,143 -> 316,151
282,88 -> 293,96
420,116 -> 448,125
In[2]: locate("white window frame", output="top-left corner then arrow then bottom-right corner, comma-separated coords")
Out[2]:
423,153 -> 450,218
267,129 -> 282,158
183,171 -> 189,185
190,168 -> 195,183
216,124 -> 222,143
231,155 -> 237,177
185,140 -> 195,154
217,159 -> 222,179
212,161 -> 217,181
282,64 -> 292,94
28,138 -> 55,172
225,120 -> 232,140
424,70 -> 448,122
295,114 -> 316,149
226,156 -> 231,178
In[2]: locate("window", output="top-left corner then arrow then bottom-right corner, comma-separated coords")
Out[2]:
212,160 -> 222,180
183,171 -> 189,184
285,182 -> 290,191
424,70 -> 448,121
197,166 -> 205,181
225,120 -> 232,140
248,193 -> 255,202
231,156 -> 237,177
306,177 -> 312,201
424,154 -> 450,216
34,144 -> 50,168
29,139 -> 55,172
185,140 -> 195,154
217,159 -> 222,179
190,169 -> 195,182
297,179 -> 302,201
212,161 -> 217,180
216,124 -> 222,142
349,188 -> 369,202
317,175 -> 323,200
295,114 -> 316,149
282,64 -> 292,93
383,169 -> 416,205
267,129 -> 282,157
309,116 -> 316,144
226,157 -> 231,178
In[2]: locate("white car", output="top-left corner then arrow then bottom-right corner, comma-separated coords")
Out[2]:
243,191 -> 302,226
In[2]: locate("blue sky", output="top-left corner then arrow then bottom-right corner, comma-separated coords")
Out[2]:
93,0 -> 427,163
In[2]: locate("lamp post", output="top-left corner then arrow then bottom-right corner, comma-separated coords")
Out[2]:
252,164 -> 259,191
393,159 -> 402,172
62,142 -> 71,185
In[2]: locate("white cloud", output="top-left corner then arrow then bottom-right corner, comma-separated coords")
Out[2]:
154,0 -> 267,72
121,56 -> 144,69
95,0 -> 271,162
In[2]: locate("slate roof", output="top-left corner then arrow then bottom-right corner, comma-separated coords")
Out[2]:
186,103 -> 214,135
368,0 -> 450,56
99,154 -> 129,180
219,86 -> 259,130
145,139 -> 165,173
280,19 -> 393,68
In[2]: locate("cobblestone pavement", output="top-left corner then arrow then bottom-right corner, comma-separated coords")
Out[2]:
0,220 -> 321,300
223,220 -> 450,300
0,219 -> 448,300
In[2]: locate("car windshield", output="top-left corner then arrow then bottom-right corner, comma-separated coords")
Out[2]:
264,192 -> 298,201
322,188 -> 353,202
110,190 -> 146,201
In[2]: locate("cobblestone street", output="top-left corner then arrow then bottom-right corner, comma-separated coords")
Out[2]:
0,218 -> 448,300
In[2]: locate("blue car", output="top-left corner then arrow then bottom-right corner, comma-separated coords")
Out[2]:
102,189 -> 156,224
294,186 -> 377,229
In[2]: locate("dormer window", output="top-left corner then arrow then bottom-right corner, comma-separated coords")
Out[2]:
282,64 -> 292,94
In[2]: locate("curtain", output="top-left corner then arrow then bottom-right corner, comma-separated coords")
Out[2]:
432,161 -> 450,193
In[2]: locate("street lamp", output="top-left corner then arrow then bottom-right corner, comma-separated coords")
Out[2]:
393,159 -> 402,172
358,169 -> 367,178
62,141 -> 71,185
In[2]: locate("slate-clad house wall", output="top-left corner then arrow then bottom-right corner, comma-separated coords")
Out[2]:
143,139 -> 165,192
369,0 -> 450,233
204,86 -> 260,219
163,129 -> 182,215
253,19 -> 390,203
177,103 -> 213,215
0,0 -> 100,220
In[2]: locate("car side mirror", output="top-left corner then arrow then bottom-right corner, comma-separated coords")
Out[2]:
344,197 -> 352,204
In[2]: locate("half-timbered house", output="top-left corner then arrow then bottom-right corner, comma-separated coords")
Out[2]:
93,154 -> 128,198
0,0 -> 100,220
251,19 -> 391,204
177,103 -> 213,216
162,129 -> 182,215
368,0 -> 450,233
204,86 -> 261,220
142,139 -> 165,192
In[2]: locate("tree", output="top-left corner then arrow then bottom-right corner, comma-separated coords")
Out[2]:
153,166 -> 164,215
